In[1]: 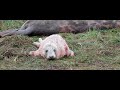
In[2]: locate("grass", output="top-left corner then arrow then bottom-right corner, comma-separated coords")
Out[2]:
0,20 -> 120,70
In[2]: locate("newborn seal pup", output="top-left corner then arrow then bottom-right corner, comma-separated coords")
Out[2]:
29,34 -> 74,60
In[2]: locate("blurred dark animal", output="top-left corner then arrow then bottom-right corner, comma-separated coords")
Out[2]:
0,20 -> 120,37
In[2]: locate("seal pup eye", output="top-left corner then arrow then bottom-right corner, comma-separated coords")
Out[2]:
45,50 -> 48,53
54,49 -> 56,52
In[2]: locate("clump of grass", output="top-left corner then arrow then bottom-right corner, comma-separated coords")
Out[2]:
0,20 -> 26,30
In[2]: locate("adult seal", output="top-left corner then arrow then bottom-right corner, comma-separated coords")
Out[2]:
0,20 -> 120,37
